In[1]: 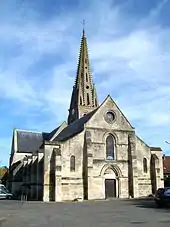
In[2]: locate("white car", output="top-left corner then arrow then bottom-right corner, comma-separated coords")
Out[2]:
0,184 -> 13,199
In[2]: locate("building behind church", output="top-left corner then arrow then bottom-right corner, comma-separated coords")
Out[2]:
8,30 -> 164,202
163,156 -> 170,187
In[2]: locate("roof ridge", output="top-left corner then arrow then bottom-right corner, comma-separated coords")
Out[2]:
16,129 -> 43,134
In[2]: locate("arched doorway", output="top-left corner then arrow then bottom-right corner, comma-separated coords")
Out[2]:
103,167 -> 119,199
100,164 -> 122,199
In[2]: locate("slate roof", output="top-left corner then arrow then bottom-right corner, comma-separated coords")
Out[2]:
54,109 -> 97,142
47,126 -> 60,140
16,109 -> 97,152
150,147 -> 162,151
16,130 -> 49,153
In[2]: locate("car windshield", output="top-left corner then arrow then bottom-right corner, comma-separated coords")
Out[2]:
0,185 -> 8,193
156,188 -> 165,194
165,188 -> 170,193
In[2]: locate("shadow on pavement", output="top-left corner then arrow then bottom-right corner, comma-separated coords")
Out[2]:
127,198 -> 170,212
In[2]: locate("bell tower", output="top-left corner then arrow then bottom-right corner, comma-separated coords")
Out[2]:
68,29 -> 98,124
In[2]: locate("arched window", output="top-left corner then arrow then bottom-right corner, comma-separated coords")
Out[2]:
87,93 -> 90,105
80,97 -> 82,105
106,134 -> 115,160
95,98 -> 97,106
70,155 -> 75,172
86,73 -> 88,82
143,158 -> 147,173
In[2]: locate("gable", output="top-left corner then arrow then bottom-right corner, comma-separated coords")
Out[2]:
85,95 -> 134,131
49,121 -> 68,141
54,109 -> 97,142
136,136 -> 150,159
136,136 -> 150,149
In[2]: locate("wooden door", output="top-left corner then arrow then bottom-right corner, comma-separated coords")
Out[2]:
105,179 -> 116,198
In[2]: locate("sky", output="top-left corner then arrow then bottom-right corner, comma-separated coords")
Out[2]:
0,0 -> 170,166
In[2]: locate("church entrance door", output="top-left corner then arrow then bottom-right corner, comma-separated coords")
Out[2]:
105,179 -> 116,198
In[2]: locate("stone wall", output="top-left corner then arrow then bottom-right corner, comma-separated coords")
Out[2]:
136,137 -> 164,196
56,132 -> 85,201
61,177 -> 83,200
138,178 -> 152,196
135,137 -> 152,196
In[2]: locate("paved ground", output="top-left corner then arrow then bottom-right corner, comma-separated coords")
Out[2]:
0,199 -> 170,227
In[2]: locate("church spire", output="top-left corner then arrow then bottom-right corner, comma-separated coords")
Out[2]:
68,29 -> 99,124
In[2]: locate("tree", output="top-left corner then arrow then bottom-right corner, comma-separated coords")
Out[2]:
0,166 -> 8,180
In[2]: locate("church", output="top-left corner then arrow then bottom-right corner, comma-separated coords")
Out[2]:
9,29 -> 164,202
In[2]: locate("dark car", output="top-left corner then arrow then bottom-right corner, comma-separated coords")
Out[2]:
154,187 -> 170,207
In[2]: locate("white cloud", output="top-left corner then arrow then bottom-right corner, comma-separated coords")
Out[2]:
0,0 -> 170,165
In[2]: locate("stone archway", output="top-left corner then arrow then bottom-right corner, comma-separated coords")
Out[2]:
104,168 -> 117,198
100,164 -> 122,199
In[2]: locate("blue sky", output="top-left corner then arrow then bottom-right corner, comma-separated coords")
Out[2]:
0,0 -> 170,166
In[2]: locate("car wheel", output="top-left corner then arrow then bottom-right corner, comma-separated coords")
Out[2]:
156,201 -> 163,208
7,196 -> 12,200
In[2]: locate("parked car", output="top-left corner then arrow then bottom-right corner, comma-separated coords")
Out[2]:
154,187 -> 170,207
0,184 -> 13,199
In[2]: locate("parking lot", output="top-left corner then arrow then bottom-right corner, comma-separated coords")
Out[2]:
0,199 -> 170,227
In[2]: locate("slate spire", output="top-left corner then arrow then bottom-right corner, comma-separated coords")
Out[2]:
68,29 -> 98,124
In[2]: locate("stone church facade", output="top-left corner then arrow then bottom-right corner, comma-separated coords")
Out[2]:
9,30 -> 164,202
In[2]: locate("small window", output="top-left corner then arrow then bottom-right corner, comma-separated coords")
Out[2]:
70,155 -> 75,172
143,158 -> 147,173
86,131 -> 91,138
86,73 -> 88,82
95,98 -> 97,106
56,166 -> 62,171
105,111 -> 115,123
87,93 -> 90,105
53,148 -> 61,156
80,97 -> 82,105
